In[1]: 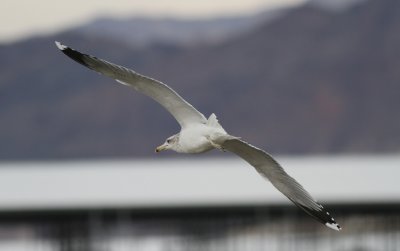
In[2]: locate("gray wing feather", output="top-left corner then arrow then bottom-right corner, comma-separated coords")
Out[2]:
222,138 -> 341,230
55,42 -> 206,128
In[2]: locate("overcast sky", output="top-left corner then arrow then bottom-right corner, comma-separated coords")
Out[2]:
1,0 -> 306,43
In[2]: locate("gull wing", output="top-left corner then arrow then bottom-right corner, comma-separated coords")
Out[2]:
55,41 -> 207,128
222,138 -> 341,231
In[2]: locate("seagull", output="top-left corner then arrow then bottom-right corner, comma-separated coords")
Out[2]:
55,41 -> 341,231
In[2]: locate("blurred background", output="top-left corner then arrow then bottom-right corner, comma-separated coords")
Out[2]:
1,0 -> 400,250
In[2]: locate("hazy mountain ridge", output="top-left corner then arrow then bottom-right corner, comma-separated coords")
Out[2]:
74,9 -> 286,48
310,0 -> 368,10
0,0 -> 399,160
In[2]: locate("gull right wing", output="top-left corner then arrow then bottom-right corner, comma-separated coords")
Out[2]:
55,41 -> 207,128
222,138 -> 341,231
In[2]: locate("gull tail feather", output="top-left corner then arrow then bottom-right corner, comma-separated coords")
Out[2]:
207,113 -> 224,129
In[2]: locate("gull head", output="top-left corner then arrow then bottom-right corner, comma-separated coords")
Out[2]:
155,134 -> 179,153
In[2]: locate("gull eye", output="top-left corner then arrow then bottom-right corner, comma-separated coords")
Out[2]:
167,139 -> 171,144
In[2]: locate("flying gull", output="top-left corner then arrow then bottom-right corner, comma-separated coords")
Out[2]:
55,41 -> 341,231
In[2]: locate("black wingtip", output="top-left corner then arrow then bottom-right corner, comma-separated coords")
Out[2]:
294,202 -> 341,231
55,41 -> 91,68
323,209 -> 341,231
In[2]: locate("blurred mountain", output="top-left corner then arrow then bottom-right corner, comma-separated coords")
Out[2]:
310,0 -> 367,11
75,11 -> 284,48
0,0 -> 399,160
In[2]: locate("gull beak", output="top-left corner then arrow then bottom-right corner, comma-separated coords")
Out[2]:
155,143 -> 168,153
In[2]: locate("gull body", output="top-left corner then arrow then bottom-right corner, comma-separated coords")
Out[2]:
173,124 -> 216,153
55,41 -> 341,231
158,113 -> 230,154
